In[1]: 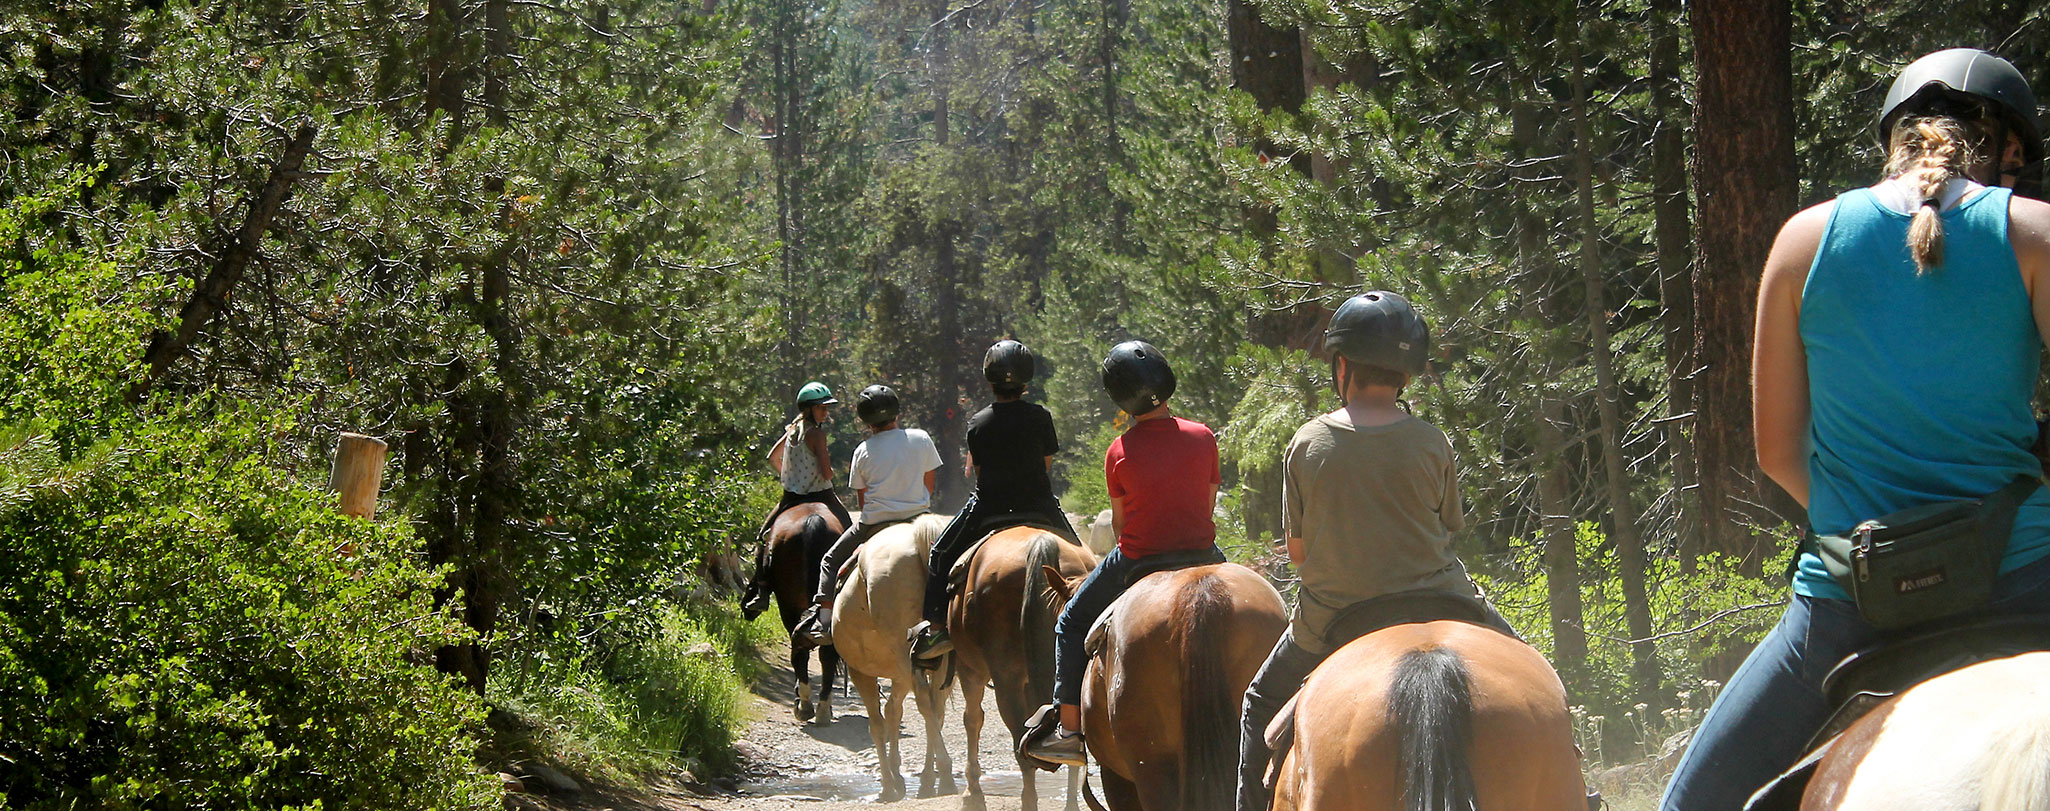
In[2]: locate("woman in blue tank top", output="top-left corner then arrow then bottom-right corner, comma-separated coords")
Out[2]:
1661,49 -> 2050,810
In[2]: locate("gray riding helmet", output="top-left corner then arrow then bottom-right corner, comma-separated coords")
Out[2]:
1878,48 -> 2044,165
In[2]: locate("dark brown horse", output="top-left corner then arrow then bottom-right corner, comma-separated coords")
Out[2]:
765,501 -> 844,723
951,525 -> 1098,811
1045,562 -> 1288,811
1270,620 -> 1586,810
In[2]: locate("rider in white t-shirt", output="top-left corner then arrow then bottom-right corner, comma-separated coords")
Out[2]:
797,385 -> 942,645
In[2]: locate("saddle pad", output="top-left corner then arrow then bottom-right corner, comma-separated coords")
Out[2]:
836,545 -> 865,581
1323,588 -> 1493,650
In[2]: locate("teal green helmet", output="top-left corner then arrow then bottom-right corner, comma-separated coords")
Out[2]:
796,381 -> 838,408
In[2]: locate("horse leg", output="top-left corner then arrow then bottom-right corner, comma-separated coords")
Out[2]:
816,645 -> 838,725
962,674 -> 988,811
881,675 -> 909,802
912,668 -> 955,797
1063,761 -> 1081,811
793,644 -> 815,723
853,672 -> 903,802
1098,769 -> 1144,811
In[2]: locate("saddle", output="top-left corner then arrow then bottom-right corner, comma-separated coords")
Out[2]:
1744,615 -> 2050,810
945,520 -> 1080,595
1082,547 -> 1230,658
1261,588 -> 1499,791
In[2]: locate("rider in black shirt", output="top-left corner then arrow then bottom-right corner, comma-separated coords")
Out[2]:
910,340 -> 1080,660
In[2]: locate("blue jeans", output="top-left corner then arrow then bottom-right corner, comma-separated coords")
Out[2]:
1052,547 -> 1143,706
1660,553 -> 2050,810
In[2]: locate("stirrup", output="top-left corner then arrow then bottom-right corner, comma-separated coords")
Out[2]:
796,604 -> 833,646
1018,704 -> 1081,770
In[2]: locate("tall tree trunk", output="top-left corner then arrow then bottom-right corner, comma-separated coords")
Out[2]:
1569,15 -> 1656,707
927,0 -> 967,511
1650,0 -> 1699,567
1512,60 -> 1585,678
1226,0 -> 1308,544
1689,0 -> 1798,569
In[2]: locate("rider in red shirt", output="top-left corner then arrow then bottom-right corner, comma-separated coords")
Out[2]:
1023,340 -> 1222,767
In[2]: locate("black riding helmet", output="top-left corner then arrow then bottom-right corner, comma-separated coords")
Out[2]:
1324,291 -> 1430,377
856,384 -> 900,428
984,340 -> 1036,387
1101,341 -> 1176,417
1879,49 -> 2045,191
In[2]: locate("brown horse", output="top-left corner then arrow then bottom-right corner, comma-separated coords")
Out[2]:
1798,652 -> 2050,810
1270,620 -> 1586,811
951,525 -> 1098,811
765,501 -> 845,723
1045,562 -> 1288,811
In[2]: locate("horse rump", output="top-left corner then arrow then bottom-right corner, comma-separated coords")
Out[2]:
1391,646 -> 1478,811
1174,573 -> 1236,811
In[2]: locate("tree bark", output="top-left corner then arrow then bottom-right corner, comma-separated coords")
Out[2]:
1650,0 -> 1699,566
1570,17 -> 1656,706
1690,0 -> 1798,568
927,0 -> 967,511
132,122 -> 317,401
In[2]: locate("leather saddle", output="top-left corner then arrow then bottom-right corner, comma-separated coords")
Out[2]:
1082,547 -> 1230,657
1744,615 -> 2050,810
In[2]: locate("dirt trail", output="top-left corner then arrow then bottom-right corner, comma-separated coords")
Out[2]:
516,640 -> 1077,811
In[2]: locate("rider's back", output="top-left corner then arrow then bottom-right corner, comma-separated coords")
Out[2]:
1797,185 -> 2050,599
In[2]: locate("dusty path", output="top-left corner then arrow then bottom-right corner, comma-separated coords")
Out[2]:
517,639 -> 1086,811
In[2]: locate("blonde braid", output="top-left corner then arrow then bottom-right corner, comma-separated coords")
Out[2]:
1885,116 -> 1985,275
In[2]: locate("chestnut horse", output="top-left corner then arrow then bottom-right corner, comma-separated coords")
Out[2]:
764,501 -> 844,723
1046,562 -> 1288,811
1270,620 -> 1587,811
1798,652 -> 2050,810
951,525 -> 1098,811
831,514 -> 958,801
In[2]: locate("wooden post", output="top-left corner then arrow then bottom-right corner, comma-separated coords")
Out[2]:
331,433 -> 388,520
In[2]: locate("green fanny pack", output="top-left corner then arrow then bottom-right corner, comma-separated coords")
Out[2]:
1813,475 -> 2041,630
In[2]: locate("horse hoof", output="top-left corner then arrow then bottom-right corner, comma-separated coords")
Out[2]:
795,699 -> 815,723
961,793 -> 986,811
815,702 -> 833,725
879,782 -> 905,803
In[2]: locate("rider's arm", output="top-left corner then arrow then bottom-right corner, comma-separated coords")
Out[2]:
2011,195 -> 2050,348
855,488 -> 867,511
1286,536 -> 1303,567
924,469 -> 937,495
1110,495 -> 1126,536
768,431 -> 788,476
1754,202 -> 1831,510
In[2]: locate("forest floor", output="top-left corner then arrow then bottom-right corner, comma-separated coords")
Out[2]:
508,637 -> 1052,811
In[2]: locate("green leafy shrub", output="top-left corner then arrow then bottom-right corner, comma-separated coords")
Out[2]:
0,416 -> 496,810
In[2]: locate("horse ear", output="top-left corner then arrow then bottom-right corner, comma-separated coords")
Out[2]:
1043,565 -> 1076,602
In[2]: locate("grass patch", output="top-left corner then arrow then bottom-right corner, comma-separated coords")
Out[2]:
484,597 -> 783,784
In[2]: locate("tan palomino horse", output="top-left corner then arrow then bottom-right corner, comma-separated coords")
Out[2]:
1270,620 -> 1587,810
765,502 -> 844,723
952,525 -> 1098,811
831,514 -> 959,802
1045,562 -> 1288,811
1798,652 -> 2050,810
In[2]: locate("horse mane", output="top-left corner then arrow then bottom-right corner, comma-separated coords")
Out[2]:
908,513 -> 950,556
1019,532 -> 1064,703
1172,572 -> 1235,811
1982,710 -> 2050,811
1390,646 -> 1478,811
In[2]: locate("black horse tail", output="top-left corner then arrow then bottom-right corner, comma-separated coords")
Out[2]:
1175,573 -> 1236,811
1391,646 -> 1478,811
1021,531 -> 1064,701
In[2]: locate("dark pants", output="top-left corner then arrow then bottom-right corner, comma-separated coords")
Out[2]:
747,489 -> 853,593
1658,553 -> 2050,811
814,516 -> 912,604
1235,602 -> 1519,811
921,493 -> 1079,624
1051,547 -> 1140,706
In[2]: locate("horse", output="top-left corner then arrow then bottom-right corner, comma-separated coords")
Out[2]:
1044,561 -> 1288,811
764,501 -> 845,723
1798,651 -> 2050,810
831,513 -> 958,802
1269,620 -> 1588,810
950,525 -> 1099,811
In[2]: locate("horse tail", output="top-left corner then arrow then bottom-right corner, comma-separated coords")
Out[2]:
1391,646 -> 1478,811
800,513 -> 834,599
1175,573 -> 1236,811
1021,532 -> 1063,698
1981,710 -> 2050,811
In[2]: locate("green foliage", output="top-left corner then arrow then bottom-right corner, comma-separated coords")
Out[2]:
487,601 -> 777,782
0,415 -> 492,810
1220,345 -> 1325,477
1473,522 -> 1791,729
